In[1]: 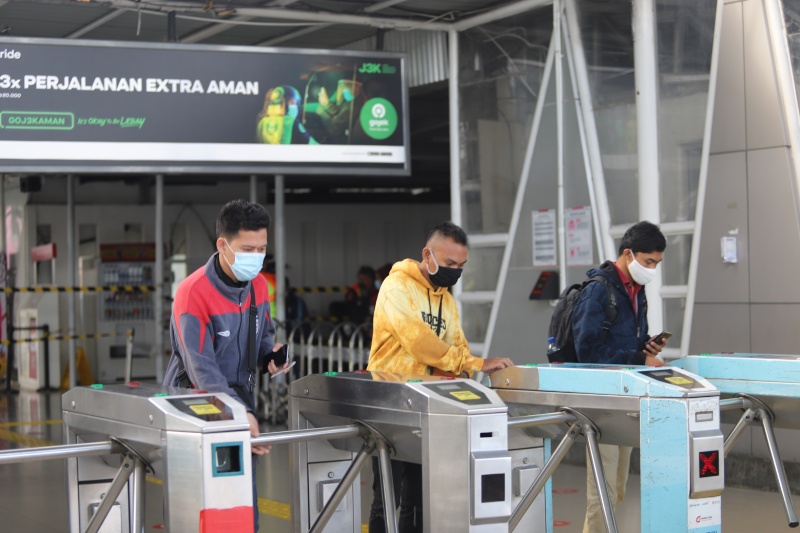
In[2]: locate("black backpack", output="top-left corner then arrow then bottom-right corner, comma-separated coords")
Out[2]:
547,275 -> 620,363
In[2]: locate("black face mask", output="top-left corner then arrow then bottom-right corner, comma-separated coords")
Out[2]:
426,249 -> 463,288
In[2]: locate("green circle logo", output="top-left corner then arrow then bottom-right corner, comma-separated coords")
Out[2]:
360,98 -> 398,140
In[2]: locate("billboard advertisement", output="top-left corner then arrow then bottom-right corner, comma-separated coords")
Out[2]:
0,37 -> 410,175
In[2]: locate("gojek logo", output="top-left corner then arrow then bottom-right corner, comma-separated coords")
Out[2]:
360,97 -> 398,140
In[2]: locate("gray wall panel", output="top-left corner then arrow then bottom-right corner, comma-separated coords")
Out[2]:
689,303 -> 751,354
711,1 -> 747,155
695,152 -> 750,303
747,147 -> 800,302
750,304 -> 800,353
490,268 -> 552,364
743,0 -> 789,150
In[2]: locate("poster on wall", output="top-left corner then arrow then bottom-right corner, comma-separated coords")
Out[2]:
565,205 -> 593,267
0,37 -> 409,175
532,209 -> 557,267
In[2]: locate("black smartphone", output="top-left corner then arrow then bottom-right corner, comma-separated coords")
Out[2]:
262,344 -> 288,373
651,331 -> 672,345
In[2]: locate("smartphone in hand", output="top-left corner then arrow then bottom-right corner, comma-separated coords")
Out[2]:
651,331 -> 672,345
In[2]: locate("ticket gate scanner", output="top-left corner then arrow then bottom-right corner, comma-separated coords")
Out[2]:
62,383 -> 254,533
490,364 -> 725,533
673,353 -> 800,528
290,371 -> 531,533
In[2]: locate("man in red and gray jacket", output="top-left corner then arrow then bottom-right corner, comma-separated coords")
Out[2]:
164,199 -> 287,530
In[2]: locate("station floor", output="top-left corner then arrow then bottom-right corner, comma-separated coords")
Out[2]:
1,390 -> 799,532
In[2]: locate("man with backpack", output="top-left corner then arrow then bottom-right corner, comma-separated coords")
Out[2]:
567,221 -> 669,532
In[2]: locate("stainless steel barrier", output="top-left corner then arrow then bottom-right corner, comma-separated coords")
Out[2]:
490,364 -> 725,533
674,353 -> 800,528
0,383 -> 395,533
290,371 -> 529,533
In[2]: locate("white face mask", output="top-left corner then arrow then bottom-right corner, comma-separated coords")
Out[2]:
628,251 -> 657,285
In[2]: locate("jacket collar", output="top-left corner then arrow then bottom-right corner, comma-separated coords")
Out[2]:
205,253 -> 249,303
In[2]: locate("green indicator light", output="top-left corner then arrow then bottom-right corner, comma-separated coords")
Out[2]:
407,379 -> 422,382
700,353 -> 711,357
522,364 -> 538,367
90,384 -> 104,389
623,367 -> 635,370
153,392 -> 169,397
324,372 -> 338,376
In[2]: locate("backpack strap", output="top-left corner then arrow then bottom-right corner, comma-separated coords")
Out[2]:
247,282 -> 258,391
588,275 -> 619,335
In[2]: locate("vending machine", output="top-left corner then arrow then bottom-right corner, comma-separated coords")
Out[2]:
95,244 -> 157,383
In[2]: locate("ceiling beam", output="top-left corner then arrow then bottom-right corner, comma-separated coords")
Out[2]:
181,15 -> 254,43
454,0 -> 553,31
255,0 -> 409,48
103,0 -> 451,32
256,23 -> 332,47
65,9 -> 125,39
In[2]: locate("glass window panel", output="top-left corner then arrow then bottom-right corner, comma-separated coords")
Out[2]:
576,0 -> 638,225
656,0 -> 715,224
459,8 -> 553,235
461,302 -> 494,345
662,234 -> 692,286
462,246 -> 504,292
783,1 -> 800,108
662,297 -> 686,348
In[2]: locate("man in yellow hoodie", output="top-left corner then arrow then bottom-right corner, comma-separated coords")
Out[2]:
367,221 -> 514,532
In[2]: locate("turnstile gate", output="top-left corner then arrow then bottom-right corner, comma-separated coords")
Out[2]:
673,353 -> 800,528
62,383 -> 254,532
490,364 -> 725,533
289,371 -> 543,533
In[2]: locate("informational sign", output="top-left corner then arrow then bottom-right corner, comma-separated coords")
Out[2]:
565,206 -> 593,267
0,37 -> 409,175
532,209 -> 557,267
687,496 -> 721,531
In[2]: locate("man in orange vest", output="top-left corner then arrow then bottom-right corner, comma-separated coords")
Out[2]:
260,255 -> 278,320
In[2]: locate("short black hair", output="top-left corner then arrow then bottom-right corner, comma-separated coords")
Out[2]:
618,221 -> 666,256
427,221 -> 469,247
358,265 -> 376,280
216,199 -> 271,239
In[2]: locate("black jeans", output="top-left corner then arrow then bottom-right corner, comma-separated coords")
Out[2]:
368,458 -> 423,533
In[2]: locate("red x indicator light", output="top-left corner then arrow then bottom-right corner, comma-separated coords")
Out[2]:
699,451 -> 719,477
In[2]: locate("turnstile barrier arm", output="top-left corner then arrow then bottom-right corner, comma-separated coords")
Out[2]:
0,440 -> 116,465
84,455 -> 140,533
310,438 -> 377,533
759,410 -> 799,528
510,421 -> 580,531
376,438 -> 398,533
251,424 -> 363,447
723,395 -> 798,528
585,425 -> 618,533
724,407 -> 755,457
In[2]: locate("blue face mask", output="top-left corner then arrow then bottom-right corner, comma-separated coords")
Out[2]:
224,240 -> 265,282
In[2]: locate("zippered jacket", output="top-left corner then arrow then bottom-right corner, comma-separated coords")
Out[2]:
367,259 -> 484,377
164,254 -> 275,412
572,260 -> 649,365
